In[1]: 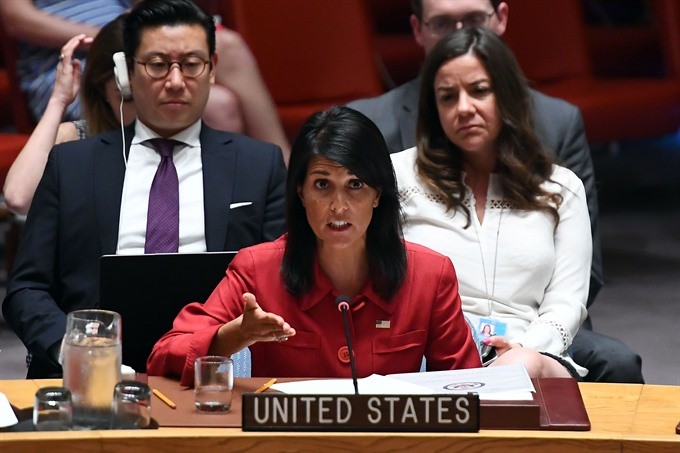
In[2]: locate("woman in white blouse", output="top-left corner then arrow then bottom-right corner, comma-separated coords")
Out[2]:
390,27 -> 591,379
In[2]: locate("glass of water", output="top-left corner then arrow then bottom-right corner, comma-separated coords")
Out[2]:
194,356 -> 233,413
33,386 -> 72,431
111,381 -> 152,429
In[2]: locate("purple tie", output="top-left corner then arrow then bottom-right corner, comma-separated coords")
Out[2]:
145,138 -> 180,254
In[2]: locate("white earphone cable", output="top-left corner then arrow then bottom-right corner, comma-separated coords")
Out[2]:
120,97 -> 127,167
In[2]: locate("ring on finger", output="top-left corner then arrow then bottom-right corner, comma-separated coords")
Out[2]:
58,53 -> 65,62
275,336 -> 288,342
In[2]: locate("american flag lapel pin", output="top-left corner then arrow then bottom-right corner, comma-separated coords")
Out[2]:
375,320 -> 391,329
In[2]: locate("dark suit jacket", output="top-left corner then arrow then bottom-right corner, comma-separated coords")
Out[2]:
348,78 -> 603,307
2,123 -> 287,377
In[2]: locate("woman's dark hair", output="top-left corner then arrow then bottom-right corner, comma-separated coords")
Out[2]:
281,106 -> 406,300
416,27 -> 561,226
123,0 -> 216,58
81,13 -> 127,135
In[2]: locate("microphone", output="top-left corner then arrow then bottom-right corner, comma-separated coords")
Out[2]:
335,295 -> 359,395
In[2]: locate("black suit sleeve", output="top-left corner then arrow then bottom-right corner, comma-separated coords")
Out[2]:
261,144 -> 287,241
555,108 -> 603,306
2,150 -> 67,366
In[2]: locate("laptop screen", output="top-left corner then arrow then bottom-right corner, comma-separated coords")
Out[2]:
99,251 -> 237,372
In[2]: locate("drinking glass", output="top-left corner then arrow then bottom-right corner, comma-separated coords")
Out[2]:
33,386 -> 72,431
111,381 -> 152,429
62,309 -> 122,429
194,356 -> 233,412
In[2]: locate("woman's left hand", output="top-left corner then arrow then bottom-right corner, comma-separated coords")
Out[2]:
483,335 -> 522,357
53,34 -> 94,108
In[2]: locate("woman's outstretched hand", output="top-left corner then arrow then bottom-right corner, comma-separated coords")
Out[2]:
240,292 -> 296,343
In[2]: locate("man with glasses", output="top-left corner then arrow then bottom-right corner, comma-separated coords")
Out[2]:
349,0 -> 643,383
348,1 -> 504,154
3,0 -> 286,378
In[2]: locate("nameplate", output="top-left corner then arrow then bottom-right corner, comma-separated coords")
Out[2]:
242,394 -> 479,432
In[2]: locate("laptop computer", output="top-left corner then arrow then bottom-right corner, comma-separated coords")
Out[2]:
99,251 -> 237,372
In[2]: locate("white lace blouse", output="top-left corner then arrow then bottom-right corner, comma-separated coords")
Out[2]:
391,147 -> 592,376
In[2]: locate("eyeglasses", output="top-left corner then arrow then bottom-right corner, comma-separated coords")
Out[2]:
134,56 -> 210,79
423,11 -> 496,37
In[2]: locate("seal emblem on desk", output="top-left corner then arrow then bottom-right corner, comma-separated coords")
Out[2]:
444,382 -> 484,391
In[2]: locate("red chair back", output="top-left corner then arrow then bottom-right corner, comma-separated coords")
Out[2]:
0,22 -> 35,134
502,0 -> 680,143
222,0 -> 385,141
503,0 -> 592,84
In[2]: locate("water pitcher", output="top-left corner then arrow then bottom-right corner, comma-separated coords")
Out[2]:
62,309 -> 122,429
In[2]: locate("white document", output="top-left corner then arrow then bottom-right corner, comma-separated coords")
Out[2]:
270,374 -> 434,395
388,363 -> 535,401
269,364 -> 534,400
0,392 -> 18,428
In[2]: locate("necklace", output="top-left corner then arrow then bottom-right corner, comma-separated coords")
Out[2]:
472,198 -> 503,317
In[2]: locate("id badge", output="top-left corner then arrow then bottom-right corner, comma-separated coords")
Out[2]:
477,318 -> 507,367
477,317 -> 507,339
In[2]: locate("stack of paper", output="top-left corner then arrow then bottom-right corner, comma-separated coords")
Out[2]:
270,374 -> 433,395
389,363 -> 535,401
270,364 -> 535,401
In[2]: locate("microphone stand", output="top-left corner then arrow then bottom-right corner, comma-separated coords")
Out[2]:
336,295 -> 359,395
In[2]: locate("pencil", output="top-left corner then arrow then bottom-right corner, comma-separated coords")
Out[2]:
153,388 -> 177,409
255,378 -> 277,393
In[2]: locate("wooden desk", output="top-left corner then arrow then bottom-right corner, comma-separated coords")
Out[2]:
1,381 -> 678,452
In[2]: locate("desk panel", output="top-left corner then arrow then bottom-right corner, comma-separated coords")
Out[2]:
1,380 -> 678,453
0,432 -> 101,453
622,384 -> 680,451
1,429 -> 624,453
630,385 -> 680,436
579,382 -> 641,434
0,380 -> 40,409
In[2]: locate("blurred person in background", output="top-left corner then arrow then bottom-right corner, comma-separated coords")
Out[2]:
393,27 -> 590,379
3,0 -> 287,378
349,0 -> 643,383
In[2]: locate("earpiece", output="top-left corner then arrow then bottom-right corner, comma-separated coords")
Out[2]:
112,52 -> 132,100
113,52 -> 131,168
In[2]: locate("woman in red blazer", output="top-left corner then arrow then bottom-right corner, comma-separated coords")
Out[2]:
147,106 -> 481,385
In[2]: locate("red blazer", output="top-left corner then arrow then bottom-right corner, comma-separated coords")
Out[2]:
148,237 -> 481,385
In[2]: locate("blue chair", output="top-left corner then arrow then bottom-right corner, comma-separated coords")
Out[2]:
232,347 -> 252,377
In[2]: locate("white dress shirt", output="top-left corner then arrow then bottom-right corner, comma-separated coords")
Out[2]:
391,147 -> 592,376
117,120 -> 207,254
